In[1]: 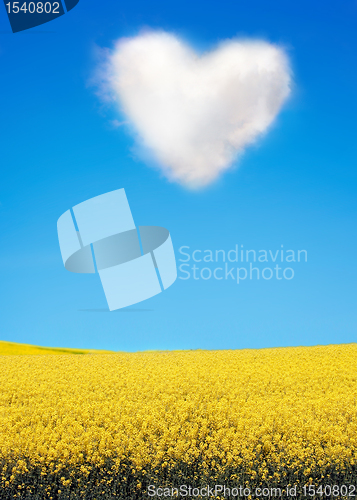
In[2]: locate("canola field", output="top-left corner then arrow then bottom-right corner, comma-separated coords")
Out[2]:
0,340 -> 113,356
0,343 -> 356,499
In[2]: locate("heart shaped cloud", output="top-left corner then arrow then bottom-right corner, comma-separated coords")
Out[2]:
98,31 -> 291,188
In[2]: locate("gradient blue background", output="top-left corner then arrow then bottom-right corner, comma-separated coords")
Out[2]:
0,0 -> 356,351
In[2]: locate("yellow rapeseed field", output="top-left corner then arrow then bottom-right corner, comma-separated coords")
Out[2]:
0,340 -> 113,356
0,343 -> 356,499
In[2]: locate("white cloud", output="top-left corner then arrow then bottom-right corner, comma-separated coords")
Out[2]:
96,31 -> 292,188
110,119 -> 127,128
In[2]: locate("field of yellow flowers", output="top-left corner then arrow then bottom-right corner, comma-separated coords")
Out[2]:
0,343 -> 356,499
0,340 -> 113,356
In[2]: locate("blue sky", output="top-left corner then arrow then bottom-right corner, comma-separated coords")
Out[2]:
0,0 -> 356,351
